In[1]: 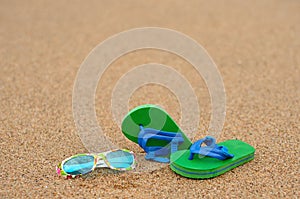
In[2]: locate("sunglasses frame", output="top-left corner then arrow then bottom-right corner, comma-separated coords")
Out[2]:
56,149 -> 135,179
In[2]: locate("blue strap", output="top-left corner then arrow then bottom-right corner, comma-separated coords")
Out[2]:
189,136 -> 234,160
138,125 -> 184,163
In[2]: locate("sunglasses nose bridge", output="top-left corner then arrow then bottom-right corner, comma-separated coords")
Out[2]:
95,155 -> 107,168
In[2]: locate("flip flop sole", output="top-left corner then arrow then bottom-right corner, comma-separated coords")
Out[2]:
121,104 -> 192,150
170,139 -> 255,179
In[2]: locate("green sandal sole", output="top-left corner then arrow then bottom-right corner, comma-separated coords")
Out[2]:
170,139 -> 255,179
121,104 -> 192,150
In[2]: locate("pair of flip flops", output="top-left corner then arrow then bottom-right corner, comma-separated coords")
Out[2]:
122,104 -> 255,179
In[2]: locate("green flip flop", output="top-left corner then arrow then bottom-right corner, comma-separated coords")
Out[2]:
121,104 -> 192,162
170,137 -> 255,179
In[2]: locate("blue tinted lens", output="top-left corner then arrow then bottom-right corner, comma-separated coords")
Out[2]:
106,150 -> 134,169
63,155 -> 94,175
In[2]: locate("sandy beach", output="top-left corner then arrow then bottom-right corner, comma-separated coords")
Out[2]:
0,0 -> 299,198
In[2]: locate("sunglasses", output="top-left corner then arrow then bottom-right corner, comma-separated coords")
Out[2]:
56,149 -> 135,179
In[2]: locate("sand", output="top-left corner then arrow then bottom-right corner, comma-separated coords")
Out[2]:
0,0 -> 299,198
